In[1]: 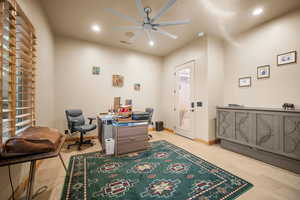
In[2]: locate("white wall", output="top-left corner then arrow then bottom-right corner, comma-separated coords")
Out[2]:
0,0 -> 55,199
54,36 -> 163,132
223,10 -> 300,108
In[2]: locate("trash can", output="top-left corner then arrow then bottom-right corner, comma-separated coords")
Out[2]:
105,138 -> 115,155
155,121 -> 164,131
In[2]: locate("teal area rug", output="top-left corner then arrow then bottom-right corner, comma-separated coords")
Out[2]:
61,140 -> 253,200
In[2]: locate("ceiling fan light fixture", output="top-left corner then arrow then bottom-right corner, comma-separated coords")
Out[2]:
252,8 -> 264,16
149,40 -> 155,46
91,24 -> 101,32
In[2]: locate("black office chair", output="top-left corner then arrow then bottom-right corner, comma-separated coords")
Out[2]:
145,108 -> 154,139
65,109 -> 96,150
145,108 -> 154,125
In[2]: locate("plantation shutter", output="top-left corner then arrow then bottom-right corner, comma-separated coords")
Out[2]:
1,0 -> 36,147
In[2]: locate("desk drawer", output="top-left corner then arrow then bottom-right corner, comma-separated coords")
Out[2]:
118,135 -> 148,143
117,141 -> 149,155
117,125 -> 148,139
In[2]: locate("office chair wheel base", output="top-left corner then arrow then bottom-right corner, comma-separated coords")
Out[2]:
66,139 -> 93,151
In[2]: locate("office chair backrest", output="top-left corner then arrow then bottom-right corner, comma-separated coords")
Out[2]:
145,108 -> 154,123
65,109 -> 85,133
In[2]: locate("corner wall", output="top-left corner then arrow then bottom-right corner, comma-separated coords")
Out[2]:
223,10 -> 300,108
207,36 -> 225,141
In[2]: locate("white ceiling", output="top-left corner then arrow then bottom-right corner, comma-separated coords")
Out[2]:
41,0 -> 300,56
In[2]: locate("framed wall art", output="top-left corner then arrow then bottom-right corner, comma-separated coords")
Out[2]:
257,65 -> 270,79
277,51 -> 297,66
134,83 -> 141,91
92,66 -> 100,75
239,77 -> 251,87
112,75 -> 124,87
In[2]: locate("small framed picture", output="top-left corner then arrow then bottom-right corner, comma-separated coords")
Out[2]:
277,51 -> 297,66
112,75 -> 124,87
134,83 -> 141,91
92,66 -> 100,75
257,65 -> 270,79
239,77 -> 251,87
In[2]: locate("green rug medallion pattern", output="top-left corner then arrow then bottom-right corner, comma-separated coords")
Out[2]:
61,140 -> 253,200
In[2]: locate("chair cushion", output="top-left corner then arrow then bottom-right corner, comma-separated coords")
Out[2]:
74,124 -> 96,133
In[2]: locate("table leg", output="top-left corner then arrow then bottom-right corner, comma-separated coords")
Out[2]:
59,153 -> 67,173
26,160 -> 36,200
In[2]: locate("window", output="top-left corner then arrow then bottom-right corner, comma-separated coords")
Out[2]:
1,0 -> 36,144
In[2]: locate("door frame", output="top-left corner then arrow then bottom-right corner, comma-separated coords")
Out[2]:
174,60 -> 196,139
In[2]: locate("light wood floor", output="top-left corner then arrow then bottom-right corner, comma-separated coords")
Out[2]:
32,131 -> 300,200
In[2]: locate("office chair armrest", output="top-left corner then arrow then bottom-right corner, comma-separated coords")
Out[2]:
88,117 -> 96,124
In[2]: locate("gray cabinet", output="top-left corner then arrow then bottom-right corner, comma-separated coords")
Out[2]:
217,106 -> 300,174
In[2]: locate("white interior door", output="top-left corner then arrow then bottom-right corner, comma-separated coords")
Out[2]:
174,61 -> 195,139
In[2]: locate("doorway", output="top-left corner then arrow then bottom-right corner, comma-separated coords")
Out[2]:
174,60 -> 195,139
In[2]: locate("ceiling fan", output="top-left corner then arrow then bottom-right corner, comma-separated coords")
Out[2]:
106,0 -> 191,46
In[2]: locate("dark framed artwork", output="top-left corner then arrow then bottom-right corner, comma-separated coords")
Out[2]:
257,65 -> 270,79
239,77 -> 251,87
277,51 -> 297,66
92,66 -> 100,75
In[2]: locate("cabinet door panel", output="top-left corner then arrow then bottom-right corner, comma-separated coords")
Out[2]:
218,111 -> 235,139
284,116 -> 300,159
256,114 -> 280,151
235,112 -> 251,144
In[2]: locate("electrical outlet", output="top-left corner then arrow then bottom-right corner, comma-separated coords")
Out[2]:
197,102 -> 203,107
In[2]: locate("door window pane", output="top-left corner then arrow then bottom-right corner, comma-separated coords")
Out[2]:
178,68 -> 191,131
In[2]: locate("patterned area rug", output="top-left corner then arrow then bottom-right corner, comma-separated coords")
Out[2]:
61,140 -> 253,200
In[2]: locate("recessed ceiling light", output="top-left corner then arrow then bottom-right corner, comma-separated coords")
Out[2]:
91,24 -> 101,32
198,32 -> 205,37
149,40 -> 154,46
252,8 -> 263,16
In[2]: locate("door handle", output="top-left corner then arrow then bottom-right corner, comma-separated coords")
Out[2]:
190,109 -> 195,112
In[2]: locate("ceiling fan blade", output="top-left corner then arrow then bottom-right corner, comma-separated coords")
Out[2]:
151,0 -> 177,23
154,28 -> 178,39
114,26 -> 143,30
129,30 -> 143,43
155,19 -> 191,27
135,0 -> 146,19
105,8 -> 140,25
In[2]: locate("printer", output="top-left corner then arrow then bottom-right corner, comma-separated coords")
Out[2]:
132,111 -> 150,121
